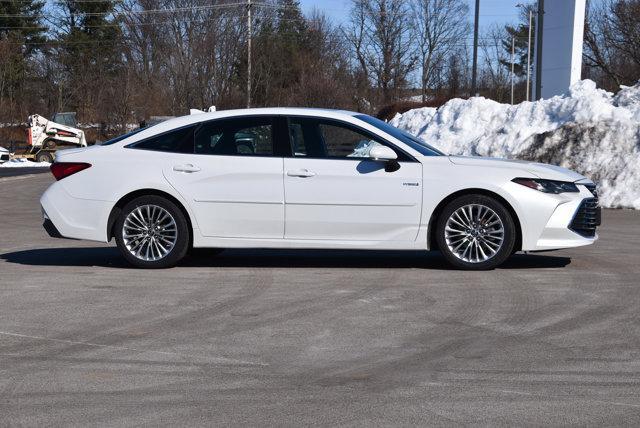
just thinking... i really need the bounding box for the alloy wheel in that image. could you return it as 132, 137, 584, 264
444, 203, 505, 263
122, 204, 178, 261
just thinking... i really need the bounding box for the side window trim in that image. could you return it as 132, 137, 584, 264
273, 116, 292, 157
284, 115, 417, 163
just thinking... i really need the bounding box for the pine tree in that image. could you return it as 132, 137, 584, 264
499, 5, 536, 77
0, 0, 46, 112
55, 0, 123, 119
244, 0, 312, 106
0, 0, 46, 50
274, 0, 309, 91
276, 0, 307, 46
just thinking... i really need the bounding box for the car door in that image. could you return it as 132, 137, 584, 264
161, 116, 285, 239
283, 117, 423, 242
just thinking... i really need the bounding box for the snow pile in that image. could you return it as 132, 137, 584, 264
391, 80, 640, 209
0, 158, 51, 168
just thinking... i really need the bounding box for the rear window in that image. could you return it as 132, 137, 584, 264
127, 126, 195, 153
101, 128, 147, 146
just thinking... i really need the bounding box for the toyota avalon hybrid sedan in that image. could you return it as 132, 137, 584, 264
40, 108, 600, 269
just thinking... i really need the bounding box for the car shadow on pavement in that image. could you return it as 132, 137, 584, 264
1, 247, 571, 270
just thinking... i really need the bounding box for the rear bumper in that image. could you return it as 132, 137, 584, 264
42, 217, 65, 239
40, 182, 111, 242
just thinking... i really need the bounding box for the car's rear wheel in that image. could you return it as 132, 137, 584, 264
436, 195, 516, 270
114, 195, 190, 268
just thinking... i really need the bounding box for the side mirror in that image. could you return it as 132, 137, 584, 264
368, 144, 398, 161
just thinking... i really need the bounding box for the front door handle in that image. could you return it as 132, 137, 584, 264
286, 169, 316, 178
173, 164, 201, 173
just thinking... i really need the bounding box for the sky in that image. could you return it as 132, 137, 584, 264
299, 0, 524, 33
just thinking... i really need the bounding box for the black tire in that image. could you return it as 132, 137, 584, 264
35, 151, 54, 163
114, 195, 190, 268
435, 194, 516, 270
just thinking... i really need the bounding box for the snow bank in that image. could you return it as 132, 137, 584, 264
391, 80, 640, 209
0, 158, 51, 168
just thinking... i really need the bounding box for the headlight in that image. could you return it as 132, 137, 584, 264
512, 177, 579, 194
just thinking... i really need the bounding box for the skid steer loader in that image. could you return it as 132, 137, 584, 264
26, 112, 87, 163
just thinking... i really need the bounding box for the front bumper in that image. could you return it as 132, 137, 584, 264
569, 197, 601, 237
527, 184, 600, 251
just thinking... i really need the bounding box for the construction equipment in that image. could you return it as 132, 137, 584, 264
26, 112, 87, 163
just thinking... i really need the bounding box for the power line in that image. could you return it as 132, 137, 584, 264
1, 11, 249, 30
0, 0, 296, 18
4, 34, 515, 47
0, 1, 248, 18
0, 14, 332, 30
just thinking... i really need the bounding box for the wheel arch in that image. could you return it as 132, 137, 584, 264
106, 189, 194, 248
427, 188, 522, 252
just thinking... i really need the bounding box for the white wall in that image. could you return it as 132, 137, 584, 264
538, 0, 586, 99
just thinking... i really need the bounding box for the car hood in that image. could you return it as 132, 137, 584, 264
447, 155, 588, 182
0, 146, 8, 153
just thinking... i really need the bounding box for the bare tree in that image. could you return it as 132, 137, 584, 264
288, 10, 355, 108
411, 0, 468, 102
481, 24, 510, 102
583, 0, 640, 91
120, 0, 246, 118
346, 0, 417, 106
345, 0, 369, 84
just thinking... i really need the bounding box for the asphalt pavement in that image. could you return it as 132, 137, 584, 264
0, 166, 49, 178
1, 175, 640, 426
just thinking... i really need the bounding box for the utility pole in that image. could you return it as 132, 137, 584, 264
247, 0, 252, 108
517, 3, 533, 101
534, 0, 544, 100
526, 8, 532, 101
470, 0, 480, 97
510, 36, 515, 105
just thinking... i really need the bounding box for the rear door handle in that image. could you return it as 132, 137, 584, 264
173, 164, 201, 173
286, 169, 316, 178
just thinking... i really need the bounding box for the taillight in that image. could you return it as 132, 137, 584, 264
50, 162, 91, 181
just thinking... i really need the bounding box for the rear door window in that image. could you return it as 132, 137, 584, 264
195, 117, 274, 156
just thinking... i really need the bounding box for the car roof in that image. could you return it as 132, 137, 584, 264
128, 107, 361, 142
104, 107, 428, 159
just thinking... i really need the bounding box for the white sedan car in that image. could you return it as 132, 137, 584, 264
40, 108, 600, 269
0, 146, 9, 163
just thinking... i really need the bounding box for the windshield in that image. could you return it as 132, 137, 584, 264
101, 127, 147, 146
355, 114, 443, 156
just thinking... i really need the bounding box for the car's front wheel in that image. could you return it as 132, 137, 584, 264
114, 195, 190, 268
436, 195, 516, 270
